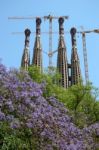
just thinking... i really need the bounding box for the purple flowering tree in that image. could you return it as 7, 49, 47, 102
0, 63, 99, 149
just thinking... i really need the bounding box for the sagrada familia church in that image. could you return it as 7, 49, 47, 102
21, 17, 81, 88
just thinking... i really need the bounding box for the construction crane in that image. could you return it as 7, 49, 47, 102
77, 29, 99, 84
11, 30, 59, 63
8, 15, 99, 83
8, 16, 44, 20
9, 15, 68, 67
44, 15, 69, 67
11, 31, 59, 66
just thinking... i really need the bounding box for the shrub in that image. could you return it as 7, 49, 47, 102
0, 63, 99, 149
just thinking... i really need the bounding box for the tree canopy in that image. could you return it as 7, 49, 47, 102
0, 63, 99, 149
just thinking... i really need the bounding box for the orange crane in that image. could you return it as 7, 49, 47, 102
77, 29, 99, 84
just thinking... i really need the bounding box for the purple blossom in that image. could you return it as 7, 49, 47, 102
6, 115, 14, 121
0, 111, 5, 121
26, 122, 33, 128
10, 120, 20, 129
0, 62, 99, 149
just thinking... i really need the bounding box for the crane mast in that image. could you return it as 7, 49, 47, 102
49, 16, 53, 67
8, 15, 68, 68
44, 15, 68, 68
78, 28, 99, 84
8, 15, 99, 85
82, 32, 89, 84
44, 15, 55, 68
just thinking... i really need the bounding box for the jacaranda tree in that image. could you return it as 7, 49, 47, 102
0, 63, 99, 149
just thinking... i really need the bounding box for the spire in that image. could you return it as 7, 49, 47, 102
21, 28, 31, 70
70, 27, 81, 85
32, 17, 42, 72
57, 17, 68, 88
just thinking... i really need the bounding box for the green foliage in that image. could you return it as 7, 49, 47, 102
0, 122, 40, 150
1, 135, 27, 150
0, 63, 99, 149
28, 65, 43, 83
94, 101, 99, 121
28, 65, 62, 98
28, 66, 99, 128
63, 83, 99, 128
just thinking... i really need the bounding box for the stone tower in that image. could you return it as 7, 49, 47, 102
32, 17, 42, 73
21, 28, 31, 70
57, 17, 68, 88
70, 27, 81, 85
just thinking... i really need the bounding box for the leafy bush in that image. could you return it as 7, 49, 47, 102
28, 65, 99, 128
0, 63, 99, 149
